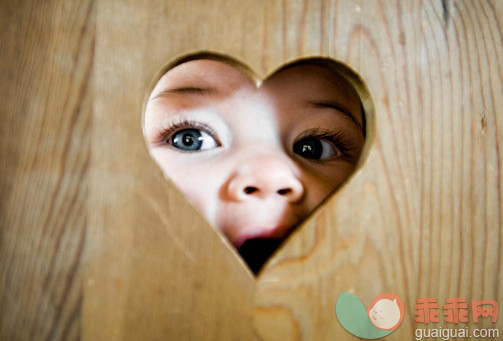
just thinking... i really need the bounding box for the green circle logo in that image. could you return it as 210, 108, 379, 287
336, 292, 405, 339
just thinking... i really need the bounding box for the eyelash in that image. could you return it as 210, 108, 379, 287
157, 119, 220, 146
297, 128, 357, 163
158, 121, 357, 162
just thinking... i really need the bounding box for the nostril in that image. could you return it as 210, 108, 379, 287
244, 186, 258, 194
277, 188, 292, 195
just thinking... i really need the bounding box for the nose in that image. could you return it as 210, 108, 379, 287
227, 154, 304, 202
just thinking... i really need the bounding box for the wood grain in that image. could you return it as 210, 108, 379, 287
1, 0, 502, 340
254, 1, 503, 340
0, 1, 94, 340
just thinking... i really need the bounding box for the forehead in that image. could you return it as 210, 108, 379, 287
148, 59, 363, 126
265, 64, 359, 101
150, 59, 255, 98
261, 64, 363, 125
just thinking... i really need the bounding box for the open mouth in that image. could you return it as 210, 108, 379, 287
237, 238, 284, 274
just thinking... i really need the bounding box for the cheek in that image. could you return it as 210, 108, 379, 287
320, 162, 357, 184
299, 163, 355, 205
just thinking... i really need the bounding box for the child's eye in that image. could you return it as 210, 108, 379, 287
170, 128, 219, 151
293, 136, 342, 160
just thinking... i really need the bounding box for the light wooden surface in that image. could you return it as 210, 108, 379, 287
0, 1, 94, 340
1, 0, 502, 340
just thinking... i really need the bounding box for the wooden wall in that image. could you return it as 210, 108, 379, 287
0, 1, 93, 339
1, 0, 502, 340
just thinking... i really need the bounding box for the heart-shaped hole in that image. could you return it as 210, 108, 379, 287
143, 52, 373, 275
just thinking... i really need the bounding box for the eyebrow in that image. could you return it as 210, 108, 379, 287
306, 100, 363, 130
150, 86, 218, 102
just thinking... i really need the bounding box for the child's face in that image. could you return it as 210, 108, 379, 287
144, 59, 364, 250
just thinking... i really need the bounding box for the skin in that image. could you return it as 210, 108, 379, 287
144, 59, 364, 249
